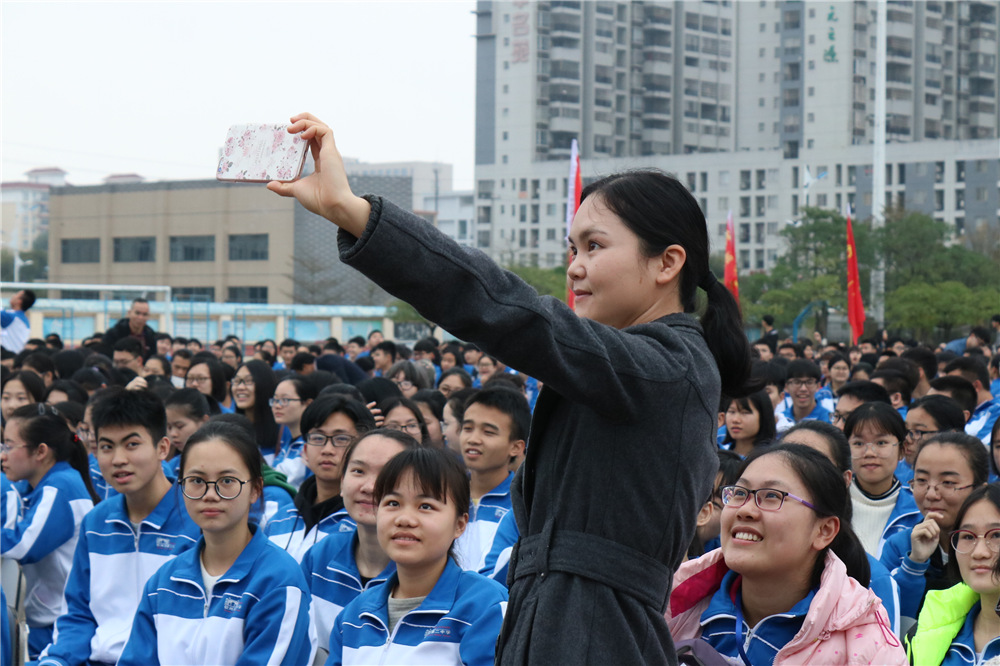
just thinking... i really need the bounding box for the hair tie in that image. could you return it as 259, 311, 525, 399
699, 272, 719, 291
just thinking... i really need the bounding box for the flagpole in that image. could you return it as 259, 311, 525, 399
565, 139, 581, 308
871, 0, 887, 331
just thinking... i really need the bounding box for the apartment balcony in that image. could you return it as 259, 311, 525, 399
643, 57, 673, 76
642, 127, 672, 143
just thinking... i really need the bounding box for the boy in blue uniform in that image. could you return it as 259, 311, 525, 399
782, 359, 832, 426
38, 388, 200, 666
452, 388, 529, 572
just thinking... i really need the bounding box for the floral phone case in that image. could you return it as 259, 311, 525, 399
216, 123, 308, 183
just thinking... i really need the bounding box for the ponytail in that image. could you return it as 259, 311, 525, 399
580, 170, 754, 397
8, 403, 100, 504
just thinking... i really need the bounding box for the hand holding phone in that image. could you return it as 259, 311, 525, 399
216, 123, 308, 183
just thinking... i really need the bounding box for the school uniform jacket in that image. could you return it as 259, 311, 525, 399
874, 487, 921, 559
327, 558, 507, 666
1, 461, 94, 628
264, 502, 355, 563
337, 195, 721, 665
453, 472, 513, 572
906, 582, 1000, 666
479, 510, 519, 585
300, 527, 394, 660
37, 487, 200, 666
117, 526, 315, 666
880, 527, 957, 624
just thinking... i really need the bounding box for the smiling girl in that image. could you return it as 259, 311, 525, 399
271, 376, 317, 488
118, 421, 314, 665
907, 484, 1000, 665
328, 446, 507, 666
301, 429, 419, 664
232, 361, 280, 464
667, 444, 904, 665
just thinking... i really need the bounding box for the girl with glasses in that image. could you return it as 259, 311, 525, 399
185, 358, 234, 414
265, 395, 375, 561
906, 483, 1000, 665
880, 432, 988, 631
270, 376, 317, 489
118, 421, 314, 665
667, 444, 904, 665
900, 394, 966, 485
232, 361, 280, 465
379, 397, 430, 446
844, 402, 921, 558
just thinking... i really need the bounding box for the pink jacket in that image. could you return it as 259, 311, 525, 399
666, 549, 906, 665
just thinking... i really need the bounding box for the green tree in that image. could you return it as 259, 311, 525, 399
506, 264, 568, 301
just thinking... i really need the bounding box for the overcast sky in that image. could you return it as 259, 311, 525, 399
2, 1, 478, 189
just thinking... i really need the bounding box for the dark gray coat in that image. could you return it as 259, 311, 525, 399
338, 196, 721, 665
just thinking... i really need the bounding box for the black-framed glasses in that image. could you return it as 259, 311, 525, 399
905, 429, 939, 441
720, 485, 817, 512
384, 422, 422, 435
848, 439, 899, 458
305, 432, 354, 448
787, 379, 818, 389
908, 479, 975, 496
179, 476, 248, 500
392, 379, 414, 390
950, 528, 1000, 554
185, 375, 211, 385
269, 397, 302, 408
231, 377, 255, 388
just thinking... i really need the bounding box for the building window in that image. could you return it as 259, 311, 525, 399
169, 235, 215, 262
113, 237, 156, 263
61, 238, 100, 264
227, 287, 268, 304
173, 287, 216, 302
228, 234, 268, 261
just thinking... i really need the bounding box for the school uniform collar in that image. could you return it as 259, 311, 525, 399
104, 485, 185, 530
480, 472, 514, 500
323, 527, 395, 586
357, 557, 464, 625
25, 459, 73, 493
170, 523, 268, 588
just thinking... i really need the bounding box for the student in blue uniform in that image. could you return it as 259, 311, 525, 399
38, 388, 201, 666
328, 446, 507, 666
118, 421, 314, 666
906, 483, 1000, 665
271, 375, 316, 489
301, 429, 419, 664
163, 388, 212, 478
452, 387, 528, 571
1, 404, 98, 659
266, 395, 376, 560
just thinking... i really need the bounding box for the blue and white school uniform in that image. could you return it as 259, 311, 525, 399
38, 487, 200, 666
328, 559, 507, 666
454, 472, 513, 572
781, 400, 833, 426
273, 429, 309, 489
479, 509, 519, 586
816, 386, 836, 413
0, 308, 30, 354
0, 461, 94, 655
2, 472, 20, 530
87, 453, 118, 501
880, 527, 947, 624
117, 525, 315, 666
258, 485, 296, 529
939, 602, 1000, 666
265, 504, 355, 563
966, 397, 1000, 446
300, 527, 395, 660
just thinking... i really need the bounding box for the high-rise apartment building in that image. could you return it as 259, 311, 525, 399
473, 0, 998, 269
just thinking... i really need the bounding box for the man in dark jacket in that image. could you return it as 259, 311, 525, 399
103, 298, 156, 360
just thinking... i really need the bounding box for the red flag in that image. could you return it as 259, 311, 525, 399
723, 210, 740, 305
845, 209, 866, 344
565, 139, 582, 308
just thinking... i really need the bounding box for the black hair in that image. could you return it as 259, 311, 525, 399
413, 337, 441, 364
991, 418, 1000, 478
373, 446, 470, 560
946, 484, 1000, 582
786, 359, 822, 381
849, 361, 875, 381
2, 370, 46, 404
824, 351, 851, 371
18, 289, 37, 311
753, 359, 787, 393
8, 403, 99, 503
944, 356, 990, 389
372, 341, 398, 362
113, 337, 143, 358
348, 336, 366, 347
928, 375, 978, 415
51, 399, 84, 431
385, 360, 432, 391
721, 390, 777, 448
412, 389, 446, 422
155, 332, 172, 342
354, 355, 375, 374
778, 342, 801, 358
445, 388, 479, 427
23, 352, 55, 379
870, 370, 912, 406
340, 427, 421, 480
438, 367, 473, 390
915, 432, 990, 488
300, 394, 376, 437
379, 397, 431, 445
234, 360, 280, 457
739, 444, 870, 587
835, 380, 891, 405
969, 326, 991, 346
464, 387, 531, 443
440, 344, 462, 367
782, 420, 852, 475
319, 382, 366, 402
716, 449, 744, 490
280, 338, 299, 349
221, 344, 242, 363
144, 354, 172, 378
901, 347, 938, 382
579, 170, 753, 396
91, 386, 167, 443
165, 388, 214, 423
44, 379, 89, 406
52, 349, 84, 380
289, 352, 315, 373
171, 348, 193, 363
907, 395, 967, 433
878, 358, 920, 392
843, 402, 906, 447
277, 374, 318, 403
187, 358, 229, 405
180, 421, 264, 519
357, 377, 403, 405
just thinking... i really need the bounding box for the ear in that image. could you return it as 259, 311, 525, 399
33, 441, 51, 462
812, 515, 840, 551
507, 438, 526, 460
842, 470, 853, 487
889, 392, 902, 407
156, 436, 171, 461
653, 244, 687, 286
696, 501, 714, 528
453, 511, 469, 540
963, 410, 971, 423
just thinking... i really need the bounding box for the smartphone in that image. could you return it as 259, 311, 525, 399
216, 123, 308, 183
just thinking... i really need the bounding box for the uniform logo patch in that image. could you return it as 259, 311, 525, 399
155, 537, 174, 551
224, 597, 243, 613
425, 627, 452, 639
